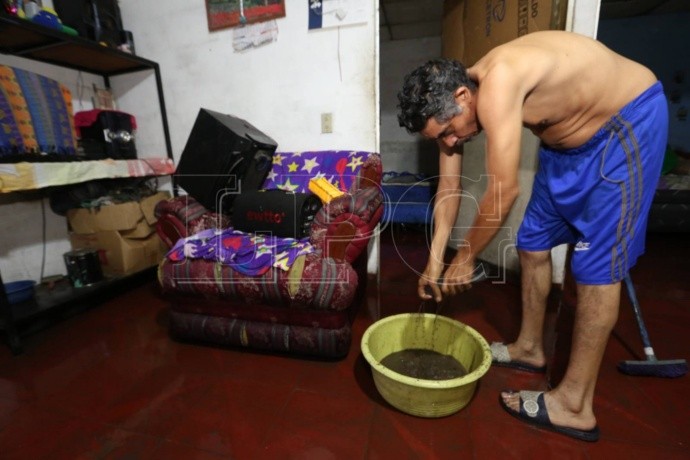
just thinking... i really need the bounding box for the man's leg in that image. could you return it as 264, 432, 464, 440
501, 281, 621, 431
503, 249, 552, 368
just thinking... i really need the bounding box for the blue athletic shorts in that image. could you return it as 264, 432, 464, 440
516, 82, 668, 285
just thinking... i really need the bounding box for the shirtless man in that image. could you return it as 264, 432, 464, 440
396, 31, 667, 441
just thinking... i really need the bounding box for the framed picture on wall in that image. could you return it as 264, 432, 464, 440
206, 0, 286, 31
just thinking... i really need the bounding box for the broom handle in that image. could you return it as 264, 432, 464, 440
623, 274, 657, 361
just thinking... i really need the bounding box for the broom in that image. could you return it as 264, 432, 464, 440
617, 275, 688, 378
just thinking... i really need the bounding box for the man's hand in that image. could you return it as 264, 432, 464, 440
440, 248, 476, 297
418, 262, 444, 303
418, 247, 480, 301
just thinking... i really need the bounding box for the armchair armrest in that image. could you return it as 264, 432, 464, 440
154, 195, 230, 247
320, 221, 357, 262
310, 186, 384, 263
347, 152, 382, 193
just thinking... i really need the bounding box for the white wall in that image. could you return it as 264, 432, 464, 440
0, 0, 378, 283
118, 0, 377, 159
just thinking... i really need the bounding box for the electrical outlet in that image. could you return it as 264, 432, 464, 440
321, 113, 333, 134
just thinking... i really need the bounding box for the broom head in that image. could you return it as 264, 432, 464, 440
618, 359, 688, 378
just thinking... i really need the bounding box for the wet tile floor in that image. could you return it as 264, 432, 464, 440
1, 227, 688, 458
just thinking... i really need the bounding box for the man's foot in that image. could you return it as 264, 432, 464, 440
499, 390, 599, 442
490, 342, 546, 373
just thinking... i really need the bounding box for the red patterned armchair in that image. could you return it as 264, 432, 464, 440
155, 150, 383, 358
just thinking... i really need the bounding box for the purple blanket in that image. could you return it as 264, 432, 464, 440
166, 228, 314, 276
262, 150, 370, 193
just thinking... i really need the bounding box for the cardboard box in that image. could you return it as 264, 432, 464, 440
442, 0, 568, 66
69, 232, 100, 253
120, 219, 156, 239
67, 191, 171, 276
67, 191, 170, 234
70, 230, 168, 276
96, 231, 167, 276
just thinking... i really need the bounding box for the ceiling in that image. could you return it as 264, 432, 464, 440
379, 0, 690, 42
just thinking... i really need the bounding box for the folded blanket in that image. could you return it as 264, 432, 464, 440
166, 228, 314, 276
0, 65, 77, 156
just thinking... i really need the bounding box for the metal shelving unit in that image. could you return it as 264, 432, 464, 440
0, 13, 174, 354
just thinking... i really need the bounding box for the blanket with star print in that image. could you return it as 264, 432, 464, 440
166, 228, 314, 276
262, 150, 369, 193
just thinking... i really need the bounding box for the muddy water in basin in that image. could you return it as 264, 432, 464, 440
380, 348, 468, 380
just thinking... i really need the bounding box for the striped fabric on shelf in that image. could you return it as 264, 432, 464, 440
0, 65, 78, 157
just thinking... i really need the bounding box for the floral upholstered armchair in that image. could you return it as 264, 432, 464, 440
155, 150, 383, 358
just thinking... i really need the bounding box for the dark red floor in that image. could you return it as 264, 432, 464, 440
1, 227, 688, 459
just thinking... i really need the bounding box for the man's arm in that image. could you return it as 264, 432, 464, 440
442, 63, 524, 296
418, 143, 463, 302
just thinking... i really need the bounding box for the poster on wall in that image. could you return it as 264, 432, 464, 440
206, 0, 286, 31
308, 0, 367, 30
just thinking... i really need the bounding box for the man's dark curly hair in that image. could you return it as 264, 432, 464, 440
397, 58, 477, 133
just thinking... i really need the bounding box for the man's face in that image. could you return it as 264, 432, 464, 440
420, 87, 480, 149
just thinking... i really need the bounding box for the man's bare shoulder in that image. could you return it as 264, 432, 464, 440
467, 31, 657, 148
486, 30, 602, 56
469, 30, 651, 100
468, 36, 559, 98
470, 31, 599, 76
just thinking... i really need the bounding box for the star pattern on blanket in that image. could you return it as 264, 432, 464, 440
347, 156, 364, 172
262, 150, 370, 194
302, 157, 319, 173
272, 153, 285, 165
277, 178, 299, 192
250, 236, 275, 258
167, 228, 315, 276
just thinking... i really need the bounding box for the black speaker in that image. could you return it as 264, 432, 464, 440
232, 190, 322, 239
175, 109, 277, 215
53, 0, 123, 47
77, 110, 137, 160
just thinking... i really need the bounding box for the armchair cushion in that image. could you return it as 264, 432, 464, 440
159, 252, 357, 311
168, 311, 352, 357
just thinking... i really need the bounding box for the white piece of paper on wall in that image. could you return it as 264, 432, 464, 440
308, 0, 367, 30
233, 20, 279, 52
